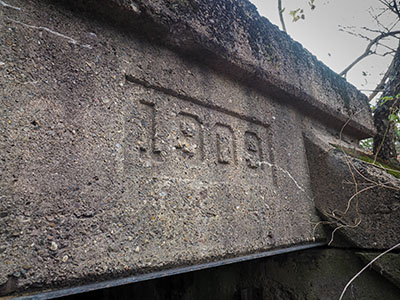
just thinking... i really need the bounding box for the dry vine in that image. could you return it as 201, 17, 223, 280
338, 241, 400, 300
329, 110, 400, 299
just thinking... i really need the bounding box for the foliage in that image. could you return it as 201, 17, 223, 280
287, 0, 316, 22
360, 94, 400, 154
359, 137, 373, 152
289, 8, 305, 22
372, 94, 400, 123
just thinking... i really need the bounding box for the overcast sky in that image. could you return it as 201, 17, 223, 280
250, 0, 399, 96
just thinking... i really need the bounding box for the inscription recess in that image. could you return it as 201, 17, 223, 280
124, 86, 275, 184
215, 124, 236, 165
175, 112, 204, 161
137, 101, 160, 158
133, 106, 270, 170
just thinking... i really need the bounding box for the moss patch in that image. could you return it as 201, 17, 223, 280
331, 144, 400, 178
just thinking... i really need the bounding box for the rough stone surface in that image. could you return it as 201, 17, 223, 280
357, 252, 400, 289
61, 249, 400, 300
63, 0, 375, 139
260, 249, 400, 300
305, 136, 400, 249
0, 0, 376, 297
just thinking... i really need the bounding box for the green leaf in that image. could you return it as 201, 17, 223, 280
289, 9, 300, 16
388, 114, 397, 122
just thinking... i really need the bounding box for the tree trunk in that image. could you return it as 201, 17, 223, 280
373, 42, 400, 162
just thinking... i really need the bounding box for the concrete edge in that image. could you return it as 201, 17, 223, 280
5, 242, 326, 300
56, 0, 375, 138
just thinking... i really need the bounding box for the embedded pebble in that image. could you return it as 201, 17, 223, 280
49, 242, 58, 251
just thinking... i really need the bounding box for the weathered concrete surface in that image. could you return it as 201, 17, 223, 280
61, 0, 376, 140
357, 252, 400, 289
304, 135, 400, 249
0, 0, 376, 297
260, 249, 400, 300
61, 249, 400, 300
79, 0, 375, 139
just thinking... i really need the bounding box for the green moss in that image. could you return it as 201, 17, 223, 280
331, 144, 400, 178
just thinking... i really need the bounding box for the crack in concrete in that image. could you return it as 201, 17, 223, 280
0, 0, 21, 10
6, 18, 92, 49
258, 160, 308, 195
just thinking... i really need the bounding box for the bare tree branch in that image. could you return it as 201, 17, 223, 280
380, 0, 400, 18
375, 42, 397, 53
339, 26, 399, 52
278, 0, 287, 33
376, 49, 396, 56
373, 5, 392, 20
379, 0, 392, 10
388, 15, 400, 31
340, 53, 371, 78
368, 56, 395, 101
361, 26, 386, 34
391, 0, 400, 18
369, 4, 396, 32
340, 30, 400, 77
338, 27, 372, 41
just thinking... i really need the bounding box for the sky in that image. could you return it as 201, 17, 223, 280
250, 0, 399, 97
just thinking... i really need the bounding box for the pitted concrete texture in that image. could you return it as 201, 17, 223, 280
0, 0, 374, 296
304, 135, 400, 249
82, 0, 375, 139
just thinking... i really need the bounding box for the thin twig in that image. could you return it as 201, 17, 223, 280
393, 0, 400, 18
278, 0, 287, 33
340, 30, 400, 77
375, 41, 397, 53
370, 3, 392, 32
388, 16, 400, 31
368, 56, 395, 101
386, 0, 400, 18
375, 49, 396, 56
372, 6, 391, 21
338, 241, 400, 300
361, 26, 386, 34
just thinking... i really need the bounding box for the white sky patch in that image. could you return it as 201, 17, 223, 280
250, 0, 399, 97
